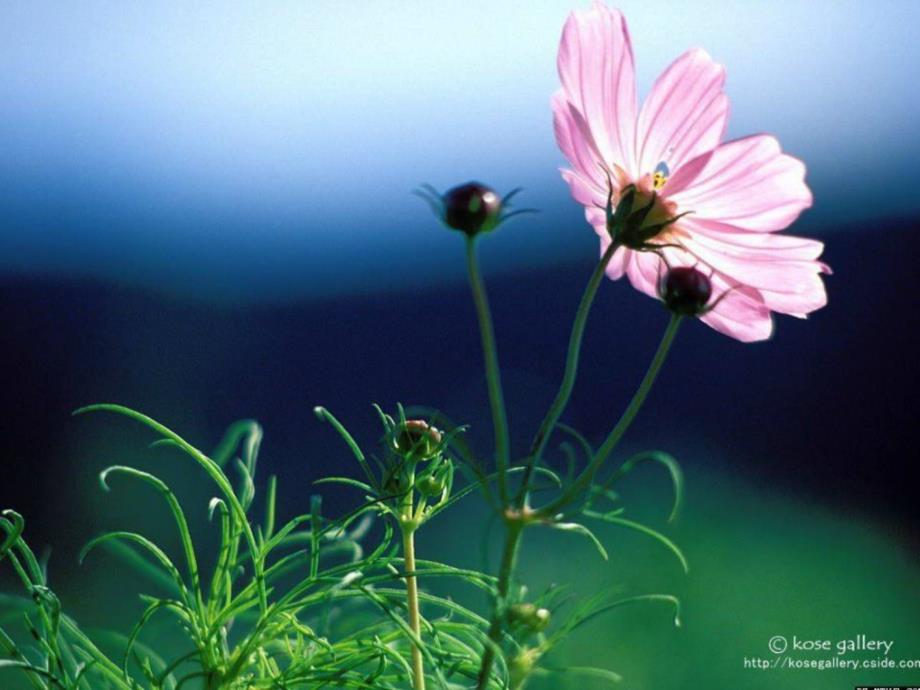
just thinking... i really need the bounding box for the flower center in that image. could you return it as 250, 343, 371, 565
652, 161, 670, 191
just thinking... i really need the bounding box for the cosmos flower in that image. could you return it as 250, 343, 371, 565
553, 1, 830, 341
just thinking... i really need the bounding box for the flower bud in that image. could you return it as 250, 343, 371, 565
662, 266, 712, 316
443, 182, 502, 236
508, 648, 540, 690
605, 181, 688, 250
393, 419, 442, 462
507, 603, 551, 633
415, 473, 447, 497
531, 607, 550, 632
415, 456, 451, 496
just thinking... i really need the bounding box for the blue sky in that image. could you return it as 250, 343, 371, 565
1, 1, 917, 301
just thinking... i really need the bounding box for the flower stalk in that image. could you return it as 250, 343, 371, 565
476, 311, 681, 689
541, 312, 682, 516
476, 518, 523, 690
465, 235, 511, 505
400, 482, 426, 690
515, 240, 620, 507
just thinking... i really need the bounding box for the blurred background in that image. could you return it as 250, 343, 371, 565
2, 1, 918, 688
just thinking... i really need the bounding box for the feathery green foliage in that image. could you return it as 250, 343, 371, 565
3, 189, 688, 690
2, 387, 684, 690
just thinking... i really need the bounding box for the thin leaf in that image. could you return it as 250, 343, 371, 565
535, 665, 622, 684
314, 406, 377, 488
602, 450, 683, 522
570, 594, 682, 632
99, 466, 202, 603
546, 521, 608, 561
585, 513, 688, 573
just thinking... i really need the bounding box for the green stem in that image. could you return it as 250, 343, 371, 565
401, 491, 426, 690
476, 521, 523, 690
465, 236, 511, 504
515, 241, 619, 507
541, 313, 682, 516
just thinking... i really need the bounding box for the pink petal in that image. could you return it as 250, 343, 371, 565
679, 220, 829, 317
557, 2, 638, 174
669, 134, 813, 232
585, 205, 607, 232
624, 249, 666, 300
699, 278, 774, 342
553, 91, 608, 189
561, 167, 611, 242
637, 48, 729, 177
626, 247, 774, 342
758, 284, 827, 318
599, 233, 629, 280
684, 218, 828, 261
560, 167, 604, 210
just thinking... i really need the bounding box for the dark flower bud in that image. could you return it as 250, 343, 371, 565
443, 182, 502, 236
393, 419, 443, 462
662, 266, 712, 316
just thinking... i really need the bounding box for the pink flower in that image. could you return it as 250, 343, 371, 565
553, 2, 830, 341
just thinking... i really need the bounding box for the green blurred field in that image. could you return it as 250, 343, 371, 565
429, 462, 920, 689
